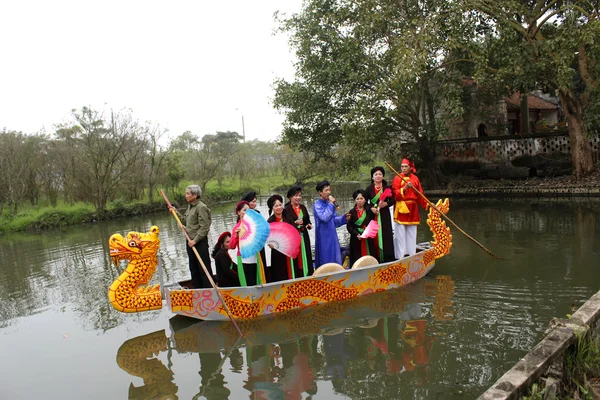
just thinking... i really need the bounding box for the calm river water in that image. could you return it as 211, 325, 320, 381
1, 196, 599, 399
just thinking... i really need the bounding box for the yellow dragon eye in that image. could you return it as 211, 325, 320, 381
129, 240, 138, 247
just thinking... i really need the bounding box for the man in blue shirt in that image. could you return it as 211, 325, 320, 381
313, 180, 350, 268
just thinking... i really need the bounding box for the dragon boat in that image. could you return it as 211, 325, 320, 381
116, 276, 455, 399
107, 198, 452, 321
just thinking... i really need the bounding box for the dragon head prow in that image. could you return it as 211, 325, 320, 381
109, 226, 161, 266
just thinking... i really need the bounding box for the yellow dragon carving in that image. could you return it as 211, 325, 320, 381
427, 198, 453, 259
108, 225, 163, 312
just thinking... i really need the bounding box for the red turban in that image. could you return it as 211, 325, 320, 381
401, 158, 416, 173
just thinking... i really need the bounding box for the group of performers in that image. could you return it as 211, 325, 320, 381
210, 158, 429, 288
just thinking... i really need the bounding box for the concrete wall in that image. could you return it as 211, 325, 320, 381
435, 132, 600, 178
478, 289, 600, 399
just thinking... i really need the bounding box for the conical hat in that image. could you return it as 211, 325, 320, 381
313, 263, 345, 275
351, 255, 379, 269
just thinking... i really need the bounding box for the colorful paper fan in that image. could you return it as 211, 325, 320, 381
266, 222, 301, 258
360, 220, 380, 239
238, 210, 270, 258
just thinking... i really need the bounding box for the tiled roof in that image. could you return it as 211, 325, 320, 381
505, 92, 558, 110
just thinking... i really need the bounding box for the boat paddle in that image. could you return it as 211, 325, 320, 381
385, 162, 499, 260
160, 189, 246, 339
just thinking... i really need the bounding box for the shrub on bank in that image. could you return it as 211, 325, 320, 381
0, 204, 95, 232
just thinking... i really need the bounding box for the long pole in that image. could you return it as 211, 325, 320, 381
385, 162, 499, 260
160, 190, 245, 338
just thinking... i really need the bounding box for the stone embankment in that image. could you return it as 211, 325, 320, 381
478, 290, 600, 399
428, 171, 600, 197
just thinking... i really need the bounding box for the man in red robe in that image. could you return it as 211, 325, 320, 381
391, 158, 428, 258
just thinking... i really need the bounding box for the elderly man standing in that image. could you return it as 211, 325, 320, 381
169, 184, 212, 288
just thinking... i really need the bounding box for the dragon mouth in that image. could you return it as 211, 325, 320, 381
110, 250, 120, 266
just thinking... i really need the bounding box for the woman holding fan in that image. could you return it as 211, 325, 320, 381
365, 166, 395, 263
283, 185, 313, 278
229, 201, 258, 286
266, 194, 293, 282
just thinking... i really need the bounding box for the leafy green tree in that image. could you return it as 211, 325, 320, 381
172, 130, 242, 192
464, 0, 600, 177
274, 0, 472, 183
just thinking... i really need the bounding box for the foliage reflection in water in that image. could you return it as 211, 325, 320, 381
115, 276, 455, 399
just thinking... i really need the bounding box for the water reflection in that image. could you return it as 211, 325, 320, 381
115, 276, 454, 399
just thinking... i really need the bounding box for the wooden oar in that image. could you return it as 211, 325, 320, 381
160, 190, 245, 338
385, 162, 499, 260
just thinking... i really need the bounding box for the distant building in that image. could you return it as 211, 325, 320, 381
451, 79, 561, 138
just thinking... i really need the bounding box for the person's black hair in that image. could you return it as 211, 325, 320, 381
287, 185, 302, 199
241, 191, 257, 203
370, 166, 388, 186
352, 189, 367, 200
315, 180, 330, 192
267, 194, 283, 216
211, 232, 231, 258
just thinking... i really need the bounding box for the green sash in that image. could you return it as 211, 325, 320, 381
354, 208, 367, 227
236, 250, 247, 286
354, 209, 370, 255
371, 189, 384, 256
290, 207, 309, 277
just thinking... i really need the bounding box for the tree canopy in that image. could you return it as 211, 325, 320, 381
464, 0, 600, 177
274, 0, 474, 169
275, 0, 600, 177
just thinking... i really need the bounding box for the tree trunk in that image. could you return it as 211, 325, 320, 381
559, 92, 595, 178
417, 137, 446, 189
148, 182, 155, 203
96, 194, 107, 220
520, 94, 530, 135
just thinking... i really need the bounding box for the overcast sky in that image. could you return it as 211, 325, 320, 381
0, 0, 303, 142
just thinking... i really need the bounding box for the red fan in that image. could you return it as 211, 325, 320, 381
266, 222, 301, 258
360, 220, 380, 239
380, 188, 392, 201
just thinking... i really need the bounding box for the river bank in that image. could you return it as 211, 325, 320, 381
3, 172, 600, 233
0, 187, 251, 233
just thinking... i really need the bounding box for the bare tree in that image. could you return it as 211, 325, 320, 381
54, 107, 148, 219
144, 124, 170, 203
0, 130, 37, 213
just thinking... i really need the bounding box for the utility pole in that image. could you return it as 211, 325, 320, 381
241, 114, 245, 143
235, 108, 246, 143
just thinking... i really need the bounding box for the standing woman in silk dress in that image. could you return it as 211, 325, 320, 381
266, 194, 292, 282
282, 185, 313, 278
365, 166, 396, 262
